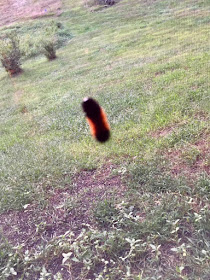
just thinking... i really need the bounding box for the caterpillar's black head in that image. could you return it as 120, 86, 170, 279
82, 97, 101, 119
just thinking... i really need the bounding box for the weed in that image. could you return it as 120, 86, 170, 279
93, 200, 119, 227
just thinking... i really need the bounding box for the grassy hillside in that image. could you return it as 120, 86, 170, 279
0, 0, 209, 279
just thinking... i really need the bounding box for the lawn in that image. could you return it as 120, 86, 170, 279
0, 0, 209, 279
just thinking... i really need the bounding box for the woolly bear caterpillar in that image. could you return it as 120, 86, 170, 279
82, 97, 110, 143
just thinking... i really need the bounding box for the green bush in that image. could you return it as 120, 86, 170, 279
0, 32, 22, 76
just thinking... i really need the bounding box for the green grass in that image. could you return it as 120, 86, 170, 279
0, 0, 209, 279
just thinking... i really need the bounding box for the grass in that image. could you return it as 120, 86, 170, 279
0, 0, 209, 279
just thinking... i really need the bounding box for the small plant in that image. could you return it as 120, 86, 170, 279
0, 32, 22, 76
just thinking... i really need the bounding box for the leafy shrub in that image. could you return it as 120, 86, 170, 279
85, 0, 116, 8
20, 24, 72, 59
0, 32, 22, 76
42, 41, 57, 60
40, 24, 58, 61
96, 0, 115, 5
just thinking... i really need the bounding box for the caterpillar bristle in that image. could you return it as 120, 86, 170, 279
82, 97, 110, 143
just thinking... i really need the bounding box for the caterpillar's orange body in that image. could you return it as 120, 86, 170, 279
82, 98, 110, 143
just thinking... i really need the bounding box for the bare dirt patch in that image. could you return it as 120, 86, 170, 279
150, 121, 188, 139
0, 164, 126, 251
0, 0, 62, 27
167, 134, 210, 177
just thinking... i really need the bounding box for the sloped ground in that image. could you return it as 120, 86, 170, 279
0, 0, 61, 27
0, 0, 209, 278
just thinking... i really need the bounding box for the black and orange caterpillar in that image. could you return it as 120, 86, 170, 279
82, 97, 110, 143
